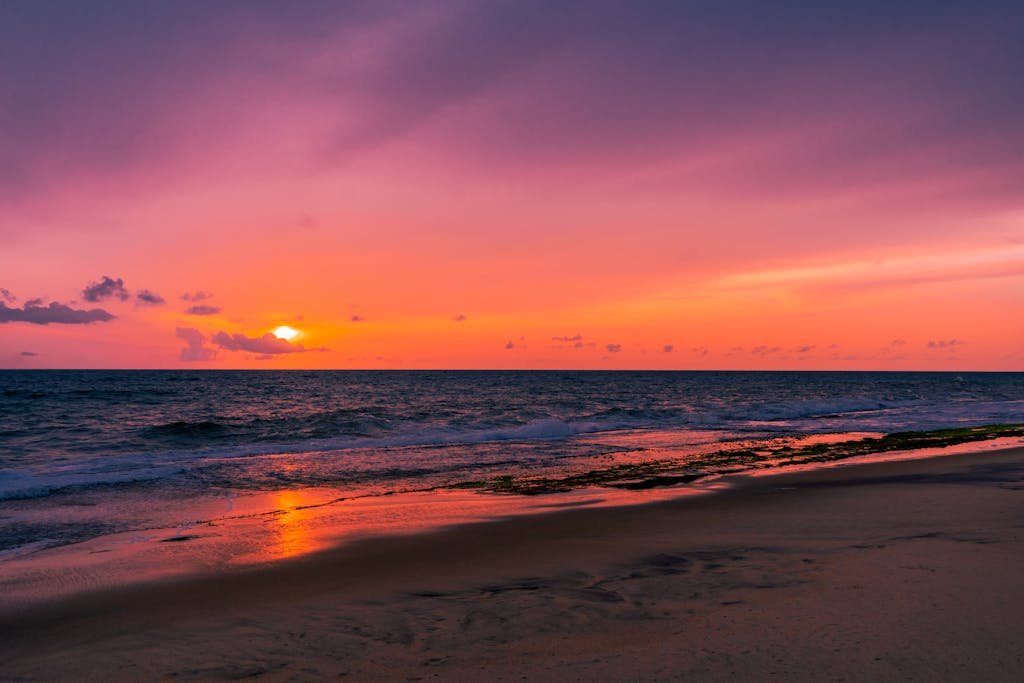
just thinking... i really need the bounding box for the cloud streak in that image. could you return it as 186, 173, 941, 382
185, 305, 221, 316
927, 339, 964, 350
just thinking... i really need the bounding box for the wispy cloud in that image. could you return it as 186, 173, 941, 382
714, 246, 1024, 300
751, 345, 781, 356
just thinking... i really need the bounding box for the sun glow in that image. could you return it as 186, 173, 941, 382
272, 325, 300, 341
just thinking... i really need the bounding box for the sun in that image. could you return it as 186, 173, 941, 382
272, 325, 300, 341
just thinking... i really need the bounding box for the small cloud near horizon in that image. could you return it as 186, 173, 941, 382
927, 339, 964, 349
136, 289, 165, 305
82, 276, 129, 302
505, 340, 515, 349
751, 345, 781, 356
552, 333, 593, 349
663, 344, 674, 353
606, 343, 622, 353
452, 313, 468, 322
176, 327, 216, 362
350, 315, 364, 322
19, 351, 39, 357
185, 304, 221, 316
212, 331, 314, 355
181, 291, 213, 302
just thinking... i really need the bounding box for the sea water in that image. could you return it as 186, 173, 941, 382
1, 370, 1022, 560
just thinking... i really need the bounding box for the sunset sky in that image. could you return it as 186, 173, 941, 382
1, 1, 1021, 370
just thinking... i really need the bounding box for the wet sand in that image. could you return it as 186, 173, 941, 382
2, 446, 1022, 681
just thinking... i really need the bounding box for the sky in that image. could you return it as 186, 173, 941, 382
1, 0, 1021, 370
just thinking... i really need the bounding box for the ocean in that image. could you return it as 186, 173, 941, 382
1, 370, 1022, 562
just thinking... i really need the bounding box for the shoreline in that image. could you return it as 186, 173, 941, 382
2, 433, 1020, 613
2, 444, 1023, 680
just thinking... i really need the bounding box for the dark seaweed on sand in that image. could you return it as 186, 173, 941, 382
445, 424, 1024, 496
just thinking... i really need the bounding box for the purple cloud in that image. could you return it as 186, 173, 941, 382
82, 276, 129, 302
181, 291, 213, 302
350, 315, 364, 322
452, 313, 468, 322
136, 289, 165, 305
504, 340, 515, 349
19, 351, 38, 357
185, 305, 221, 316
176, 327, 216, 362
606, 343, 622, 353
212, 331, 307, 355
0, 300, 114, 325
662, 344, 674, 353
0, 288, 15, 303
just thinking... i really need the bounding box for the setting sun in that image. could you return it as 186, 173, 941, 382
272, 326, 299, 341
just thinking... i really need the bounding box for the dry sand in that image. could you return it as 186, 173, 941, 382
2, 447, 1022, 681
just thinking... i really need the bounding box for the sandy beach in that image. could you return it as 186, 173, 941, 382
2, 446, 1022, 681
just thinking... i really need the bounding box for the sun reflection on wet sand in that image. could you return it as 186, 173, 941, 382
270, 490, 317, 560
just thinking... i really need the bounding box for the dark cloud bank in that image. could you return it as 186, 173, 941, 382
0, 300, 114, 325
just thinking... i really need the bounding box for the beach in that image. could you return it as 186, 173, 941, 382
2, 445, 1021, 681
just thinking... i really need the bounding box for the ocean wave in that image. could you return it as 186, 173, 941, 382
142, 420, 229, 436
0, 465, 181, 502
3, 372, 1023, 504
